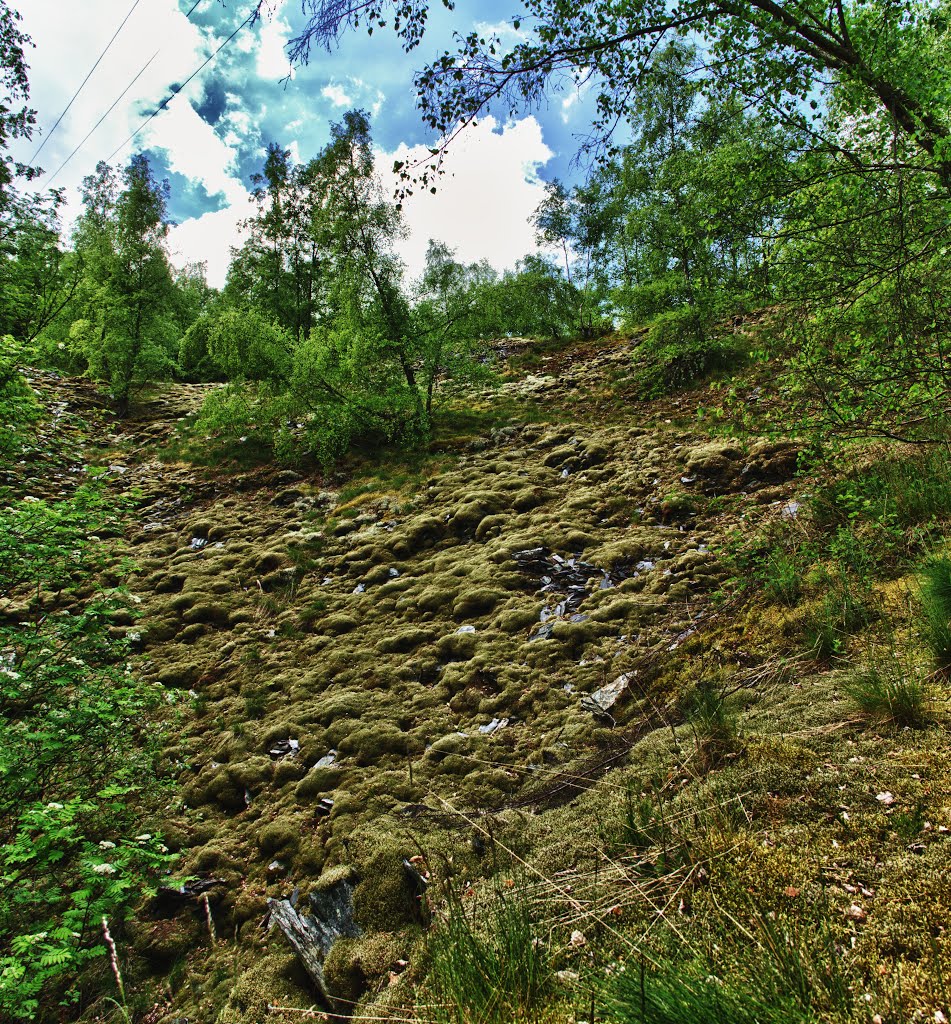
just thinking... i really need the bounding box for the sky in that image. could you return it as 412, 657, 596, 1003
10, 0, 600, 287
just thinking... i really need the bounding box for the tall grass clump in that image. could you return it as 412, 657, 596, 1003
919, 553, 951, 672
846, 665, 929, 727
606, 959, 808, 1024
426, 881, 551, 1024
685, 680, 740, 771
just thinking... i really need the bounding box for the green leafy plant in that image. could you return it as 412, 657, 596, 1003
0, 486, 174, 1019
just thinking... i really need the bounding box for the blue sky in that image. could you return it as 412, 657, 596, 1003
12, 0, 601, 285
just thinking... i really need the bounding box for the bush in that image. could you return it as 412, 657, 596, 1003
634, 306, 743, 398
0, 487, 174, 1018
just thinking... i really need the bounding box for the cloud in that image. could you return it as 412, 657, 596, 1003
167, 195, 256, 286
322, 83, 353, 107
381, 116, 554, 280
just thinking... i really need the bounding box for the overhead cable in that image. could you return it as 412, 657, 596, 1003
30, 0, 144, 164
107, 9, 255, 163
45, 50, 161, 186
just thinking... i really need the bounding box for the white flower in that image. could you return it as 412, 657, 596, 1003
46, 802, 64, 810
0, 667, 20, 680
57, 342, 66, 350
129, 595, 142, 605
135, 834, 152, 842
98, 841, 116, 850
92, 863, 117, 875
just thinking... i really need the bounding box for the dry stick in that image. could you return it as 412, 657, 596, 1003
102, 916, 126, 1006
266, 1005, 439, 1023
203, 892, 217, 943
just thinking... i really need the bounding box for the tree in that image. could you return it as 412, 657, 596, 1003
71, 156, 177, 414
0, 189, 82, 343
283, 0, 951, 192
0, 0, 38, 217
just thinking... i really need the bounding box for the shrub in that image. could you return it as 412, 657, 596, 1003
0, 487, 174, 1018
634, 306, 743, 398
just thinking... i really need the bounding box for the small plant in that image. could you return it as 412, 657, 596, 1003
919, 554, 951, 672
846, 665, 929, 727
608, 783, 692, 875
684, 680, 740, 771
763, 549, 803, 606
426, 879, 551, 1024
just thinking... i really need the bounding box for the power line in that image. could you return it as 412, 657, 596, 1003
185, 1, 203, 16
107, 9, 255, 163
45, 50, 161, 187
30, 0, 144, 164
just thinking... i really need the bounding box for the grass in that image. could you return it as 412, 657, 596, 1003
919, 553, 951, 672
846, 664, 929, 727
684, 680, 741, 771
426, 879, 552, 1024
804, 570, 875, 661
763, 549, 803, 606
607, 959, 809, 1024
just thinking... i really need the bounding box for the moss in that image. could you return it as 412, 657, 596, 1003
435, 631, 478, 662
338, 723, 412, 765
255, 550, 288, 573
257, 819, 300, 855
452, 588, 502, 620
182, 602, 232, 626
512, 486, 551, 512
352, 848, 423, 931
376, 627, 436, 654
323, 613, 359, 635
494, 607, 538, 633
295, 765, 345, 801
156, 661, 203, 688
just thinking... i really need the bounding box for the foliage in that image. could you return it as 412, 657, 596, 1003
206, 306, 293, 383
0, 334, 38, 460
0, 0, 38, 213
70, 156, 178, 413
0, 189, 81, 344
0, 487, 173, 1019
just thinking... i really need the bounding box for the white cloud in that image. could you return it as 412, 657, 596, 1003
255, 6, 295, 81
322, 83, 353, 108
381, 116, 554, 280
168, 196, 256, 287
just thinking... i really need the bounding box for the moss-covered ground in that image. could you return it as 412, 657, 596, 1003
16, 333, 951, 1024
